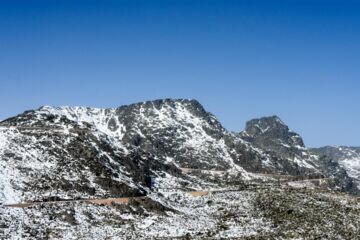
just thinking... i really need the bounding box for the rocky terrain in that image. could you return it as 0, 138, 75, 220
0, 98, 359, 239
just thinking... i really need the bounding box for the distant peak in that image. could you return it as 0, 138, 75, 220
244, 115, 288, 135
115, 98, 210, 118
242, 115, 305, 148
248, 115, 285, 126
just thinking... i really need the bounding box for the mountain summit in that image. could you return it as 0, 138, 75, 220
243, 115, 305, 148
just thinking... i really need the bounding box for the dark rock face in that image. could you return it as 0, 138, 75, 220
239, 116, 359, 194
314, 155, 357, 194
311, 146, 360, 194
311, 146, 360, 160
112, 99, 231, 170
239, 116, 317, 176
241, 116, 305, 158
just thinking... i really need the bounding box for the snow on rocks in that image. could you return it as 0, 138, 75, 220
1, 99, 360, 239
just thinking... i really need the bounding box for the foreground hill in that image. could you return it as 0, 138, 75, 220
0, 99, 359, 239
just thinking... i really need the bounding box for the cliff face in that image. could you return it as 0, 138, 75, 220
239, 116, 358, 194
239, 116, 318, 175
311, 146, 360, 192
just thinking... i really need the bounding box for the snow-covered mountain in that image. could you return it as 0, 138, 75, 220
0, 99, 250, 205
1, 98, 359, 239
1, 98, 358, 203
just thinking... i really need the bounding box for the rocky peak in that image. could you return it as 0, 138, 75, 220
243, 116, 304, 148
238, 116, 318, 176
31, 99, 222, 132
245, 116, 285, 134
115, 98, 221, 125
18, 99, 237, 171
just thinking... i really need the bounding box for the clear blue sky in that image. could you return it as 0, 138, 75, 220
0, 0, 359, 147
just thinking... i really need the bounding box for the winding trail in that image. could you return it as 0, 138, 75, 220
4, 192, 211, 208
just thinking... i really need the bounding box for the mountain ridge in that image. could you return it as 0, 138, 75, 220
1, 98, 358, 196
1, 98, 360, 239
